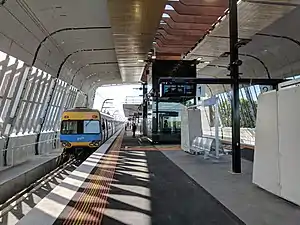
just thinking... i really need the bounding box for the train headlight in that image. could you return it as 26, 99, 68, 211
89, 141, 100, 147
61, 141, 71, 147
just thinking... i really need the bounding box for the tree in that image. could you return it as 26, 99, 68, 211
218, 100, 232, 127
218, 98, 256, 128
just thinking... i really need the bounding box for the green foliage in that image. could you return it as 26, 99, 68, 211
218, 98, 256, 128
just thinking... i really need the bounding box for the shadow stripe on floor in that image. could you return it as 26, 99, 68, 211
102, 150, 245, 225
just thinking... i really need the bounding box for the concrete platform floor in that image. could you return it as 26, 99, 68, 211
0, 152, 76, 225
163, 150, 300, 225
0, 149, 63, 204
101, 150, 244, 225
52, 133, 245, 225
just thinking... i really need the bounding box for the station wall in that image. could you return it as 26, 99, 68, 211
253, 83, 300, 206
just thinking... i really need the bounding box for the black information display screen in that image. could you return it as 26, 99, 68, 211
160, 83, 196, 97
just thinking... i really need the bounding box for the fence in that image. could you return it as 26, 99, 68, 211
0, 132, 60, 171
203, 127, 255, 146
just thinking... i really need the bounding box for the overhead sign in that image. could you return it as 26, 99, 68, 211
160, 83, 196, 97
196, 84, 206, 97
260, 85, 273, 93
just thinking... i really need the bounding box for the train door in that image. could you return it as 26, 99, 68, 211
101, 118, 106, 143
108, 120, 112, 138
105, 119, 109, 140
110, 120, 113, 136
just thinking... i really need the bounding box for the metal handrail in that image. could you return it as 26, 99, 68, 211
203, 131, 255, 146
1, 138, 60, 168
0, 138, 59, 151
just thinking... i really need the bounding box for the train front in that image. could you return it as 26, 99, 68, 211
60, 109, 102, 156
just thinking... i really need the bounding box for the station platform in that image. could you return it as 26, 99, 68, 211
16, 130, 300, 225
0, 149, 63, 204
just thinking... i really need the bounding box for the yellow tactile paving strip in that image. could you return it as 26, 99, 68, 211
62, 131, 124, 225
123, 145, 182, 151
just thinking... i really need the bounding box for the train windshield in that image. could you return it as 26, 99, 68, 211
61, 121, 78, 134
84, 120, 100, 133
61, 120, 100, 134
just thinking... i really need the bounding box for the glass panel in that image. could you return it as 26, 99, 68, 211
61, 121, 78, 134
84, 121, 100, 134
61, 120, 100, 134
7, 72, 21, 98
157, 101, 182, 142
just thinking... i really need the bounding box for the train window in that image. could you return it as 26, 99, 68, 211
84, 121, 100, 134
61, 121, 78, 134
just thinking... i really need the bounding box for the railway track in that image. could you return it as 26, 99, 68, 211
0, 154, 83, 225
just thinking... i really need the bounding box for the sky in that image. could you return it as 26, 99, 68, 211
93, 84, 143, 120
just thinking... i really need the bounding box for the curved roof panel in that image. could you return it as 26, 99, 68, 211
184, 0, 298, 95
0, 0, 123, 90
155, 0, 228, 60
107, 0, 168, 83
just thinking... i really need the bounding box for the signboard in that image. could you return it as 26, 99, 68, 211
160, 83, 196, 97
197, 84, 206, 97
260, 85, 273, 93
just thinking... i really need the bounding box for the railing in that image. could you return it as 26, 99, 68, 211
124, 96, 143, 105
123, 100, 143, 105
0, 138, 60, 171
203, 127, 255, 146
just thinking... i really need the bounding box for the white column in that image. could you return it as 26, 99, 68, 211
215, 98, 220, 158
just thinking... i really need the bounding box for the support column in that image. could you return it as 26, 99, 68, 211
155, 91, 159, 140
142, 83, 148, 136
229, 0, 241, 173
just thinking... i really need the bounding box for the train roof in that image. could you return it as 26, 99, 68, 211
63, 107, 114, 119
64, 107, 100, 113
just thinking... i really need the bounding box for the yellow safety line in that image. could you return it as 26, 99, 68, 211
97, 149, 121, 224
91, 151, 119, 225
64, 166, 102, 225
64, 147, 113, 224
74, 149, 119, 225
74, 136, 122, 224
66, 153, 112, 225
64, 130, 124, 224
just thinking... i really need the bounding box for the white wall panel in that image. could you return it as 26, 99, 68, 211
253, 90, 280, 196
181, 106, 202, 153
277, 86, 300, 205
254, 83, 300, 206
